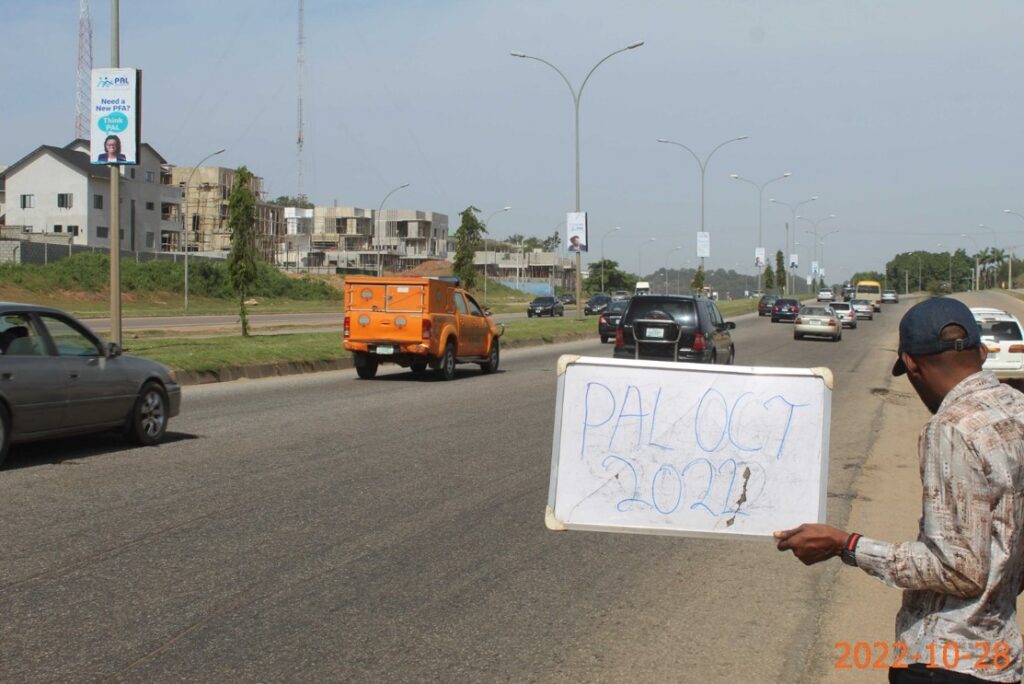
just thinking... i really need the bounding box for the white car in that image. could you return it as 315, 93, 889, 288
817, 289, 835, 302
971, 308, 1024, 382
829, 302, 858, 329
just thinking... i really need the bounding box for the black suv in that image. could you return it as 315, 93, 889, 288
613, 295, 735, 365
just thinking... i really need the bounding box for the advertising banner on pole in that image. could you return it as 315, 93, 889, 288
789, 253, 799, 269
754, 247, 766, 268
90, 68, 141, 165
811, 260, 820, 275
806, 274, 813, 286
566, 212, 588, 252
696, 231, 710, 258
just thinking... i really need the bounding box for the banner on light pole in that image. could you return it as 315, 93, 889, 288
811, 260, 819, 275
566, 212, 588, 252
789, 253, 799, 269
90, 68, 141, 165
696, 232, 710, 258
754, 247, 766, 268
806, 275, 813, 286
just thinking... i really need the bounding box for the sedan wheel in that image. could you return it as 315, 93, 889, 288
0, 404, 10, 467
130, 381, 169, 446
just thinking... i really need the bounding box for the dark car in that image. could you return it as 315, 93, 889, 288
527, 296, 564, 318
584, 294, 611, 316
613, 294, 735, 365
757, 294, 779, 317
771, 298, 801, 323
598, 299, 628, 343
0, 304, 182, 466
558, 294, 576, 306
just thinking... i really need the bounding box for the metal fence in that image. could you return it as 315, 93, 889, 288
0, 236, 224, 267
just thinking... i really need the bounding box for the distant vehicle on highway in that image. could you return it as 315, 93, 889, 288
527, 296, 564, 318
771, 298, 801, 323
613, 294, 735, 365
598, 299, 628, 343
584, 294, 611, 315
757, 294, 779, 317
829, 302, 858, 329
793, 305, 842, 342
850, 299, 875, 320
634, 281, 651, 296
817, 288, 835, 302
882, 289, 899, 304
557, 293, 575, 306
611, 290, 631, 301
971, 307, 1024, 383
841, 284, 855, 301
855, 280, 883, 311
0, 304, 181, 466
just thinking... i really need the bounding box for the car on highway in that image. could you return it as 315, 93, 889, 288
757, 294, 779, 317
0, 304, 181, 466
598, 299, 628, 343
971, 307, 1024, 383
613, 294, 735, 365
817, 288, 835, 302
557, 293, 576, 306
611, 290, 631, 301
584, 294, 611, 316
850, 299, 875, 320
527, 296, 564, 318
770, 298, 801, 323
882, 289, 899, 304
829, 302, 858, 329
793, 305, 842, 342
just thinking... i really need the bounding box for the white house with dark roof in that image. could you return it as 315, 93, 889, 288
1, 140, 181, 252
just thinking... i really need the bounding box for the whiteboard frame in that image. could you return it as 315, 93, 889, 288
545, 355, 833, 540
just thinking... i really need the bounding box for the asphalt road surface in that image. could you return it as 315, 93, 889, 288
2, 300, 912, 682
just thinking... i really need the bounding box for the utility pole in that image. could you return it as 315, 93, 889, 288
296, 0, 305, 202
75, 0, 92, 139
108, 0, 121, 346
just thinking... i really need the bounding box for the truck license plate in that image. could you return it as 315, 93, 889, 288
376, 345, 394, 355
645, 327, 664, 339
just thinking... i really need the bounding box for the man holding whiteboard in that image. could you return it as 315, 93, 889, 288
775, 298, 1024, 684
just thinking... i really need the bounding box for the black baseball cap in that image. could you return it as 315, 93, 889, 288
892, 297, 981, 376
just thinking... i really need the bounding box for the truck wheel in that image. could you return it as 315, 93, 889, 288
355, 353, 378, 379
436, 341, 456, 381
480, 338, 500, 374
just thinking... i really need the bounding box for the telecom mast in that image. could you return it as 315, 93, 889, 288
75, 0, 93, 139
296, 0, 305, 202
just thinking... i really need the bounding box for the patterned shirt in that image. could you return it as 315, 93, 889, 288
856, 371, 1024, 682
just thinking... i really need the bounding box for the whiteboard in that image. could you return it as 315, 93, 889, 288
546, 356, 832, 539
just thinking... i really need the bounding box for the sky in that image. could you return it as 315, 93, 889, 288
2, 0, 1023, 283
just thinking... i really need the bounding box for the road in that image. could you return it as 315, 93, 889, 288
2, 299, 916, 681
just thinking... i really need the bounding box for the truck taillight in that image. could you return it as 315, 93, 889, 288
422, 318, 432, 339
344, 315, 350, 338
599, 315, 607, 325
1010, 344, 1024, 354
615, 327, 624, 347
692, 332, 706, 351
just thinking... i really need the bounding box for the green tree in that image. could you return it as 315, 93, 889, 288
585, 259, 632, 292
691, 266, 706, 292
775, 250, 787, 294
453, 206, 485, 288
227, 166, 259, 336
763, 264, 775, 291
542, 230, 561, 253
271, 195, 313, 208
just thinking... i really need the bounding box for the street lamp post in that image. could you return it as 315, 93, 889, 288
961, 233, 979, 291
638, 237, 657, 283
769, 195, 817, 295
657, 135, 749, 273
375, 183, 410, 276
797, 213, 838, 282
730, 172, 792, 292
482, 206, 511, 305
512, 41, 644, 320
664, 246, 682, 293
600, 225, 621, 294
818, 229, 840, 285
1003, 209, 1024, 288
937, 243, 953, 290
182, 148, 226, 311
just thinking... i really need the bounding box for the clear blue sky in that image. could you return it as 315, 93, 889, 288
3, 1, 1023, 282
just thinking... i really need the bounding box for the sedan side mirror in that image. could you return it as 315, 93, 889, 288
107, 341, 122, 357
725, 322, 736, 330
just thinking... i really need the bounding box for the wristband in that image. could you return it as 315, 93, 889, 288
840, 533, 861, 567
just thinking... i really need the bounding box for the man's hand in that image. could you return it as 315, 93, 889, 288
774, 524, 849, 565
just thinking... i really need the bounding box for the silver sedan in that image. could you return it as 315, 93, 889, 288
0, 304, 181, 466
793, 305, 842, 341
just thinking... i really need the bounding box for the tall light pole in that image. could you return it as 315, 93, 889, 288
797, 213, 838, 279
513, 41, 645, 320
1004, 209, 1024, 288
600, 225, 621, 294
769, 195, 817, 295
657, 135, 749, 273
375, 182, 410, 276
182, 148, 226, 311
961, 233, 979, 290
482, 206, 511, 305
819, 229, 840, 285
937, 242, 953, 290
664, 246, 682, 293
730, 172, 792, 291
638, 237, 657, 282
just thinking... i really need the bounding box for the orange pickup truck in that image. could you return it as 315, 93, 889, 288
343, 275, 504, 380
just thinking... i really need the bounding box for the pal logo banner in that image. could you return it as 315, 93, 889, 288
696, 231, 710, 258
789, 253, 799, 269
91, 68, 141, 165
566, 212, 588, 253
754, 247, 766, 268
811, 260, 820, 275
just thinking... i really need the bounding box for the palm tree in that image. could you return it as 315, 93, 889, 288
988, 248, 1007, 288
